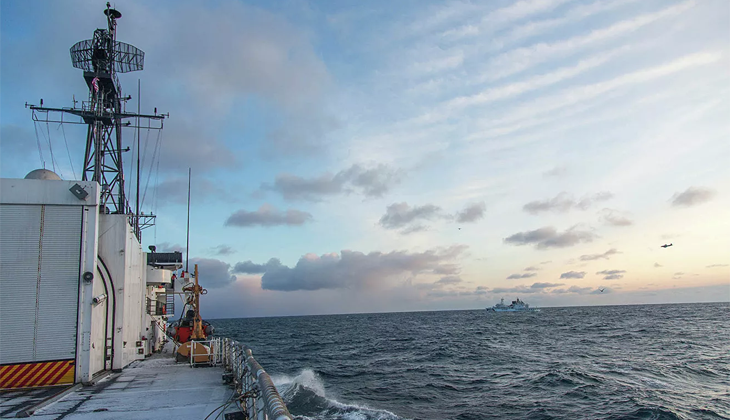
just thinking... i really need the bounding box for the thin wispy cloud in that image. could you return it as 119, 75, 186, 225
671, 187, 717, 207
532, 282, 564, 289
467, 51, 722, 141
599, 209, 633, 227
485, 1, 697, 80
225, 204, 313, 227
211, 245, 235, 256
543, 166, 567, 177
560, 271, 586, 279
597, 269, 626, 280
507, 273, 537, 280
263, 164, 402, 201
523, 192, 613, 214
504, 226, 597, 249
580, 248, 620, 261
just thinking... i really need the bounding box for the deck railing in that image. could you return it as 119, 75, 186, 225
186, 337, 293, 420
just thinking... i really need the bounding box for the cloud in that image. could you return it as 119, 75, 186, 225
706, 264, 728, 268
263, 164, 402, 201
153, 176, 229, 206
504, 226, 597, 249
154, 1, 334, 158
590, 286, 613, 295
484, 1, 696, 80
671, 187, 717, 207
549, 285, 594, 294
379, 202, 442, 230
433, 264, 460, 275
543, 166, 567, 177
436, 276, 462, 285
523, 192, 613, 214
579, 248, 620, 261
189, 257, 236, 288
507, 273, 537, 280
156, 242, 186, 253
597, 269, 626, 280
566, 285, 593, 294
225, 204, 313, 227
560, 271, 586, 279
673, 271, 685, 279
400, 224, 429, 234
157, 121, 237, 174
599, 209, 633, 226
491, 286, 541, 294
239, 245, 468, 291
524, 266, 540, 272
531, 282, 563, 289
233, 260, 268, 274
455, 202, 486, 223
212, 245, 234, 256
654, 263, 663, 268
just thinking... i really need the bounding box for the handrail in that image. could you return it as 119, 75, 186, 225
186, 337, 293, 420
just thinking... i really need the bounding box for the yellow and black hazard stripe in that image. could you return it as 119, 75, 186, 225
0, 360, 75, 389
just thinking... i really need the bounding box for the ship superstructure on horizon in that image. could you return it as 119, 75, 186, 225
488, 298, 540, 312
0, 4, 174, 389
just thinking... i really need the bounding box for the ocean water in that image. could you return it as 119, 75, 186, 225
212, 302, 730, 420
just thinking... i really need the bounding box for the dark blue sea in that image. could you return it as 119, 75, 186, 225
212, 303, 730, 420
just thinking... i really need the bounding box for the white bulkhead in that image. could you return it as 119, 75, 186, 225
0, 173, 174, 387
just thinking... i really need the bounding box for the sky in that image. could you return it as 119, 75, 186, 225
1, 0, 728, 318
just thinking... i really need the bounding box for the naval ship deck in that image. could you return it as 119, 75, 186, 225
0, 343, 241, 419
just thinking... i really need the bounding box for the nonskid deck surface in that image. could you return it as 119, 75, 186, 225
0, 386, 72, 418
27, 343, 237, 420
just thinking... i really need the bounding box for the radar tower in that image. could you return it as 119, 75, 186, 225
27, 3, 166, 240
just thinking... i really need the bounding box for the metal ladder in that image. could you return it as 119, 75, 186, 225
165, 289, 175, 316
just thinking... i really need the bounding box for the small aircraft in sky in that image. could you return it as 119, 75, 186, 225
661, 243, 673, 248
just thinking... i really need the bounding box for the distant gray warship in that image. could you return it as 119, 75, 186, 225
488, 298, 540, 312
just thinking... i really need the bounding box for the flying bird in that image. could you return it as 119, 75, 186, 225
661, 243, 673, 248
599, 288, 605, 293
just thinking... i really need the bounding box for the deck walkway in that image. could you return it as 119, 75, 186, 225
3, 343, 240, 419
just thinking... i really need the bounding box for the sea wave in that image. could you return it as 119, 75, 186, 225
273, 369, 407, 420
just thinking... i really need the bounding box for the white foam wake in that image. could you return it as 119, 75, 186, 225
271, 368, 406, 420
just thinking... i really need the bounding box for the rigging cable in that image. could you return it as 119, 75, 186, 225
126, 120, 138, 203
32, 121, 46, 168
139, 125, 152, 186
141, 128, 162, 209
58, 123, 77, 180
153, 148, 161, 244
45, 121, 61, 176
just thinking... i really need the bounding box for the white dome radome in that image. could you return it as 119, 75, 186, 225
24, 169, 62, 180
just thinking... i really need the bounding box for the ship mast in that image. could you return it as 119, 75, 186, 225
26, 2, 166, 240
190, 264, 206, 340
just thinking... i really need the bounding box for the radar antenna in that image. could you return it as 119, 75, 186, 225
26, 3, 167, 240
